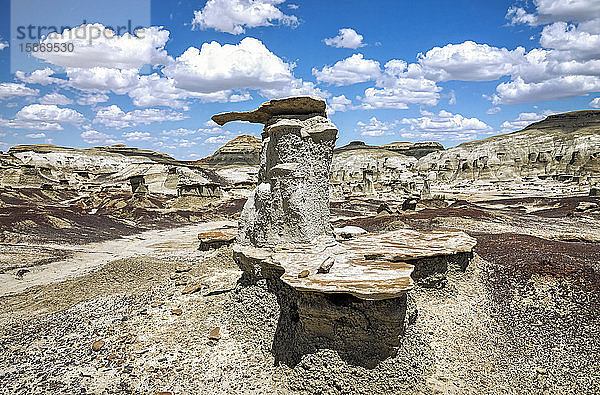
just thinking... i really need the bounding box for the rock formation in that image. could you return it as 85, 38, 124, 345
416, 110, 600, 195
198, 135, 261, 167
217, 97, 477, 367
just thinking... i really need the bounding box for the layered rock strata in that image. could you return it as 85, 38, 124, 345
215, 97, 477, 366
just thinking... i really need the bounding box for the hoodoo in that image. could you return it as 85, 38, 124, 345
214, 96, 477, 366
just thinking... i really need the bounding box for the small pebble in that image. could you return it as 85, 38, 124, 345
91, 340, 105, 352
209, 327, 221, 340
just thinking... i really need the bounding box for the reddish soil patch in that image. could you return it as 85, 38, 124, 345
332, 215, 403, 233
474, 232, 600, 281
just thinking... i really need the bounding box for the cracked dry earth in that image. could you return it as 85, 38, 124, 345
1, 197, 600, 394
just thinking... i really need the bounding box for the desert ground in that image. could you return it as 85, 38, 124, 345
1, 189, 599, 394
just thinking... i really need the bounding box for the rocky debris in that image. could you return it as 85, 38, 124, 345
402, 197, 418, 211
575, 201, 598, 212
297, 270, 310, 278
129, 175, 148, 195
171, 309, 182, 316
208, 327, 221, 340
333, 226, 367, 240
181, 283, 202, 295
91, 340, 105, 351
198, 230, 236, 250
377, 202, 395, 215
177, 182, 222, 198
317, 256, 335, 274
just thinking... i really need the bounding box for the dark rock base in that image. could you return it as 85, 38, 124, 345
267, 278, 410, 368
406, 251, 473, 288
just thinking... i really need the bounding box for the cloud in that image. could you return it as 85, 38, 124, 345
590, 97, 600, 108
163, 37, 295, 94
25, 133, 46, 139
93, 105, 187, 128
418, 41, 525, 82
0, 104, 86, 130
127, 73, 231, 108
356, 117, 399, 137
204, 135, 233, 144
15, 68, 63, 85
506, 0, 600, 25
360, 61, 441, 109
540, 21, 600, 59
324, 28, 366, 49
400, 110, 492, 141
0, 83, 39, 100
122, 131, 154, 141
77, 93, 110, 106
34, 24, 171, 69
313, 54, 380, 86
494, 75, 600, 104
327, 95, 352, 114
66, 67, 140, 93
448, 90, 456, 105
487, 106, 502, 114
191, 0, 298, 34
81, 130, 121, 145
0, 39, 8, 51
501, 110, 555, 131
39, 93, 73, 105
260, 78, 329, 100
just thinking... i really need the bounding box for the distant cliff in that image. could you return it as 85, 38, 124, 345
416, 110, 600, 185
198, 135, 261, 167
335, 140, 443, 159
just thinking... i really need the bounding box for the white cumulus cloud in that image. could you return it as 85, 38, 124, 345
324, 28, 366, 49
0, 83, 39, 100
356, 117, 399, 137
0, 104, 85, 130
361, 61, 441, 109
500, 110, 555, 132
15, 68, 64, 86
191, 0, 298, 34
418, 41, 525, 82
313, 54, 380, 86
400, 110, 492, 141
93, 105, 187, 129
590, 97, 600, 108
506, 0, 600, 25
34, 24, 171, 69
39, 93, 73, 105
163, 37, 294, 93
81, 130, 121, 145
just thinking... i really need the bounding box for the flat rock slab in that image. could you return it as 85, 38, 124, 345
212, 96, 327, 126
234, 228, 476, 299
344, 228, 477, 262
198, 230, 237, 251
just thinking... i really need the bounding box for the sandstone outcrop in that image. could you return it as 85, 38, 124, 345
416, 110, 600, 196
330, 143, 421, 200
198, 135, 261, 167
223, 96, 477, 366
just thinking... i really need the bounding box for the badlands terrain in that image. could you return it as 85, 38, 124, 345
0, 109, 599, 394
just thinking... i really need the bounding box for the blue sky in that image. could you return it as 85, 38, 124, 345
1, 0, 600, 159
